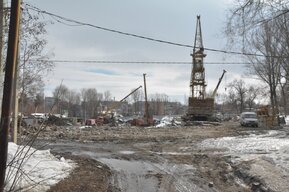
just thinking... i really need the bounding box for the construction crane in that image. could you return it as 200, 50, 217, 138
96, 85, 143, 125
107, 85, 142, 113
186, 15, 214, 121
211, 70, 226, 98
190, 15, 206, 99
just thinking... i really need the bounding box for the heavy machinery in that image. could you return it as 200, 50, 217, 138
211, 70, 226, 98
186, 16, 226, 121
106, 85, 142, 113
98, 86, 143, 124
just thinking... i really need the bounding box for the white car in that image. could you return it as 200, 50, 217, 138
240, 112, 259, 127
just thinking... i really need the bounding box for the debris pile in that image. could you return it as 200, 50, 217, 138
156, 116, 182, 128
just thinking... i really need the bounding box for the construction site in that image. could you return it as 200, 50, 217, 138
2, 1, 289, 192
2, 15, 288, 192
39, 16, 287, 192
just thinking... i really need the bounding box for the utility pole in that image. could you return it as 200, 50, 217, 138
12, 56, 19, 143
12, 17, 21, 144
0, 0, 4, 118
0, 0, 21, 191
143, 74, 149, 125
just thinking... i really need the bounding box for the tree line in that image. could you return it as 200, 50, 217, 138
21, 84, 185, 118
226, 0, 289, 116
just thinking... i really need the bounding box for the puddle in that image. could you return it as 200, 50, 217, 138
40, 141, 212, 191
97, 158, 204, 192
98, 158, 159, 192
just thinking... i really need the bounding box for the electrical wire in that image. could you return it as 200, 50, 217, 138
22, 3, 285, 58
33, 59, 251, 65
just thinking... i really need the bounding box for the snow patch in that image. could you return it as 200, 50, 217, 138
198, 130, 289, 173
5, 142, 75, 192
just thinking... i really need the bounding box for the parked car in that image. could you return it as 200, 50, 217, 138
240, 112, 258, 127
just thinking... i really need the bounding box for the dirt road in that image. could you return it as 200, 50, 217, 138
31, 121, 289, 192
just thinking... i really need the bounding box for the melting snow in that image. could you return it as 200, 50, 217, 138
199, 130, 289, 173
5, 142, 74, 192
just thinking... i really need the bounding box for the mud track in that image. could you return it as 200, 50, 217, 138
32, 121, 289, 192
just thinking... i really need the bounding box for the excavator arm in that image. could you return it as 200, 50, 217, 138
107, 85, 142, 112
212, 70, 226, 98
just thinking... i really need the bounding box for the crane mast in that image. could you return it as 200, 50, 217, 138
186, 15, 214, 121
185, 15, 227, 121
190, 15, 207, 99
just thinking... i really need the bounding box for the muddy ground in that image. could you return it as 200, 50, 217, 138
27, 121, 289, 192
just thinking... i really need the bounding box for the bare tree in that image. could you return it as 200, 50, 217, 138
150, 93, 169, 115
228, 79, 247, 113
53, 85, 69, 115
2, 7, 54, 115
246, 85, 261, 110
225, 90, 239, 114
104, 90, 112, 101
15, 7, 54, 112
67, 90, 81, 117
247, 22, 281, 115
131, 88, 143, 114
81, 88, 101, 118
226, 1, 287, 115
226, 0, 289, 49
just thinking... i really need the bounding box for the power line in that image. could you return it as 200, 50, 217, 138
23, 3, 281, 58
34, 59, 250, 65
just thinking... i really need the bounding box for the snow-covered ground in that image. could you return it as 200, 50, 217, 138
198, 129, 289, 175
197, 129, 289, 191
5, 142, 74, 192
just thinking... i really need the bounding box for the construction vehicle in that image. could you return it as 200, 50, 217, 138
211, 70, 226, 98
185, 16, 226, 121
100, 86, 143, 124
106, 85, 142, 113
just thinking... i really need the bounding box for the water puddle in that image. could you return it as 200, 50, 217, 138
97, 158, 206, 192
42, 141, 212, 191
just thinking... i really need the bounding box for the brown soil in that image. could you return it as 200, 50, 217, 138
47, 155, 111, 192
31, 121, 278, 192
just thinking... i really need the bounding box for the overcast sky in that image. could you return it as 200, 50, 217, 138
24, 0, 251, 103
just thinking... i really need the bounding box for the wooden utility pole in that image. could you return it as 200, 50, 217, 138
143, 74, 149, 124
0, 0, 21, 190
0, 0, 4, 118
12, 27, 21, 144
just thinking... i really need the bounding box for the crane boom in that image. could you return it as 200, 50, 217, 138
212, 70, 226, 98
108, 85, 142, 112
119, 85, 142, 102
